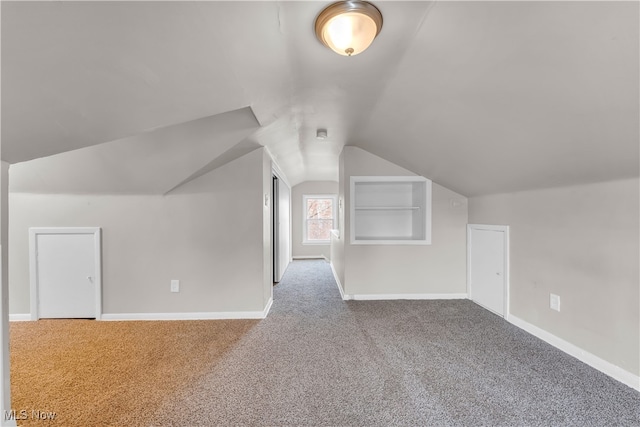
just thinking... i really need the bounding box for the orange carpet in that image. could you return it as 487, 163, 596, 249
9, 319, 257, 426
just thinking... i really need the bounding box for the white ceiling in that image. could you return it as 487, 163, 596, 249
2, 1, 638, 196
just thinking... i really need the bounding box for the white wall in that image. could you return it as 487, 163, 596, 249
0, 161, 11, 420
1, 164, 7, 296
332, 154, 346, 287
291, 181, 338, 260
468, 178, 640, 377
262, 150, 274, 305
9, 149, 270, 316
335, 147, 468, 297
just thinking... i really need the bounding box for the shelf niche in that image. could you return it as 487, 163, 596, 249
350, 176, 432, 245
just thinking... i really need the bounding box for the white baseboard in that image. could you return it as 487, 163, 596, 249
293, 256, 326, 260
9, 314, 31, 322
101, 298, 274, 321
262, 297, 274, 318
327, 262, 467, 303
329, 262, 346, 300
508, 314, 640, 392
347, 293, 468, 301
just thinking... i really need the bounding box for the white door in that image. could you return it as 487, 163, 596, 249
30, 228, 101, 319
468, 225, 508, 317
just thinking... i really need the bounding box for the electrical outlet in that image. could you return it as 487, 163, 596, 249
550, 293, 560, 312
171, 280, 180, 293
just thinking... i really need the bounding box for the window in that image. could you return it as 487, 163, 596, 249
303, 195, 337, 244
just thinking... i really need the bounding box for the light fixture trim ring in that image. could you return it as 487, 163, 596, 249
315, 1, 383, 56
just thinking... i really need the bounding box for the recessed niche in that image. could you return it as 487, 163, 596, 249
350, 176, 432, 245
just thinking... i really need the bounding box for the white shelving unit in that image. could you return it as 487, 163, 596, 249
350, 176, 432, 245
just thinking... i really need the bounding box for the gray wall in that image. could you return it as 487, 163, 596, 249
0, 161, 10, 413
336, 147, 468, 296
1, 162, 8, 305
9, 149, 270, 315
332, 154, 346, 286
468, 178, 640, 376
262, 150, 273, 305
291, 181, 339, 259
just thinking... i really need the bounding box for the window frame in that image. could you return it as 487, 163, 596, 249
302, 194, 338, 245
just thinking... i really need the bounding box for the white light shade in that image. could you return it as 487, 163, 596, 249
322, 12, 377, 56
315, 1, 383, 57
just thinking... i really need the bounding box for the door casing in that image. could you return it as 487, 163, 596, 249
467, 224, 510, 318
271, 170, 291, 283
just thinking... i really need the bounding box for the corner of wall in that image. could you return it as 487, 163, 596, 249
262, 148, 273, 309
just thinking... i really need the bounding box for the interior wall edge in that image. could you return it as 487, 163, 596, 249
329, 261, 346, 301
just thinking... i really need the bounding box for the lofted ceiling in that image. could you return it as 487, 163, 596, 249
9, 108, 261, 194
2, 1, 638, 196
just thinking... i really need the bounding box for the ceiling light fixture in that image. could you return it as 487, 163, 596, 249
315, 1, 383, 57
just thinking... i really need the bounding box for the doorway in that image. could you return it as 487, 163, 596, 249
467, 224, 509, 317
29, 227, 102, 320
272, 173, 291, 283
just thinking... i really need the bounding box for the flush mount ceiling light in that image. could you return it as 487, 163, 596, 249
315, 1, 383, 57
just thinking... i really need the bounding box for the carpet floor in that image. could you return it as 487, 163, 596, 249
9, 259, 640, 426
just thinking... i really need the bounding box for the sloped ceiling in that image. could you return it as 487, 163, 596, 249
9, 108, 260, 194
2, 1, 638, 196
355, 1, 640, 196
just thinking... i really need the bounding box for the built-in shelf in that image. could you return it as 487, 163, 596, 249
355, 206, 421, 211
350, 176, 432, 245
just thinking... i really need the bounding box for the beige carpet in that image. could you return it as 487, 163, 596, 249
10, 318, 257, 426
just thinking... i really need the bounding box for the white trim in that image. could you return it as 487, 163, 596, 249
329, 262, 347, 300
101, 298, 274, 321
9, 314, 31, 322
508, 314, 640, 392
292, 255, 325, 260
267, 148, 291, 189
467, 224, 510, 318
29, 227, 102, 321
350, 240, 431, 246
262, 297, 274, 318
302, 194, 338, 245
345, 293, 468, 301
